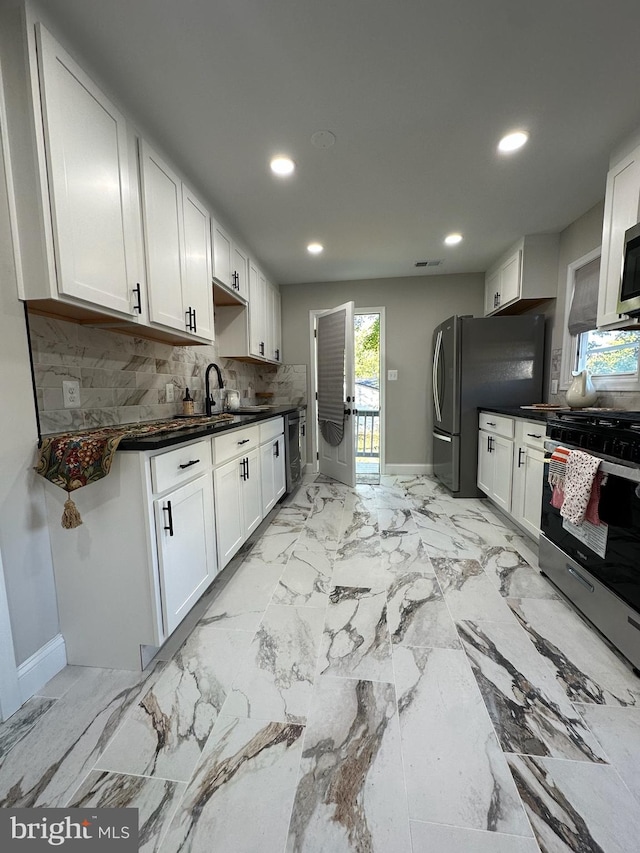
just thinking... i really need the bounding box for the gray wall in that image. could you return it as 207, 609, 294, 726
280, 273, 485, 466
0, 113, 59, 665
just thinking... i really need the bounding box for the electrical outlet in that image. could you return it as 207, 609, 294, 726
165, 383, 175, 403
550, 379, 559, 395
62, 380, 80, 409
387, 369, 398, 381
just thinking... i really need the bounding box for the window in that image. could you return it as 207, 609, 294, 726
561, 248, 640, 391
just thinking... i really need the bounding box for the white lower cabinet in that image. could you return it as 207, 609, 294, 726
260, 429, 286, 516
477, 412, 546, 540
214, 449, 262, 568
511, 420, 546, 540
154, 473, 216, 636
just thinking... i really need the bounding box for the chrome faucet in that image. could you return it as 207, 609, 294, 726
204, 363, 224, 416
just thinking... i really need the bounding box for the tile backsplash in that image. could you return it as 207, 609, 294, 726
28, 314, 307, 434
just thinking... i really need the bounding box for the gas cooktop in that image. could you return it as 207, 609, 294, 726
547, 410, 640, 463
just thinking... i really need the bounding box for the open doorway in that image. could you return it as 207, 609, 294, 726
354, 310, 384, 484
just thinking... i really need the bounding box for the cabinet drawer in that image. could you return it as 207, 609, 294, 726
214, 424, 259, 466
259, 416, 284, 443
151, 440, 211, 494
479, 412, 514, 439
519, 420, 546, 451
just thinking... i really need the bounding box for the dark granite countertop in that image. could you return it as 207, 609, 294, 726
118, 405, 305, 451
479, 405, 567, 423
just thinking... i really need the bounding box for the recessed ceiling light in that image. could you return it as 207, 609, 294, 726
498, 131, 529, 153
444, 233, 463, 246
270, 156, 295, 176
307, 242, 324, 255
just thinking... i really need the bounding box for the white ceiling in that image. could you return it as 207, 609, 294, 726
40, 0, 640, 284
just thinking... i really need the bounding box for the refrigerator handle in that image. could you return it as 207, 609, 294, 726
433, 330, 442, 423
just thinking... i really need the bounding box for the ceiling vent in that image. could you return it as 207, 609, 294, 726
415, 259, 444, 267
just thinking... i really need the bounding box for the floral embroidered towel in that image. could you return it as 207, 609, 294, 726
560, 449, 602, 525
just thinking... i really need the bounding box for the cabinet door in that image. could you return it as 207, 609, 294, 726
477, 430, 493, 495
154, 474, 216, 636
272, 286, 282, 362
513, 446, 544, 539
36, 25, 137, 316
212, 219, 233, 289
491, 435, 514, 512
273, 435, 286, 502
214, 457, 245, 567
182, 186, 214, 341
243, 448, 263, 537
139, 141, 186, 332
260, 440, 277, 516
499, 250, 522, 307
233, 244, 249, 301
249, 260, 266, 358
597, 151, 640, 329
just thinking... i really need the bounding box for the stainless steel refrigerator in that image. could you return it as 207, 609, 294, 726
432, 314, 545, 497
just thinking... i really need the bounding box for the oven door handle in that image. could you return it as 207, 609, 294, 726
545, 440, 640, 483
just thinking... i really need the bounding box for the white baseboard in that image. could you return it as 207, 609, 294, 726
384, 463, 433, 476
17, 633, 67, 704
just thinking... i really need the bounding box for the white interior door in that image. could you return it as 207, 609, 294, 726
316, 301, 355, 486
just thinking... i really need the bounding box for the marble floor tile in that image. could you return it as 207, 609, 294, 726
222, 605, 325, 724
162, 715, 305, 853
508, 598, 640, 707
410, 821, 540, 853
0, 666, 152, 807
507, 754, 640, 853
577, 705, 640, 803
504, 532, 540, 569
318, 586, 393, 682
286, 676, 411, 853
414, 510, 489, 561
284, 483, 320, 509
272, 549, 333, 607
36, 665, 85, 698
261, 505, 309, 534
380, 530, 435, 575
246, 516, 300, 564
337, 507, 379, 544
0, 696, 56, 760
481, 546, 557, 599
377, 507, 418, 534
448, 511, 513, 548
458, 620, 607, 762
296, 497, 344, 551
97, 628, 253, 782
68, 770, 185, 853
395, 645, 531, 836
432, 557, 517, 622
201, 560, 283, 631
387, 573, 460, 649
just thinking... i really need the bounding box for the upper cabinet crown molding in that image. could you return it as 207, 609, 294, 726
484, 234, 559, 316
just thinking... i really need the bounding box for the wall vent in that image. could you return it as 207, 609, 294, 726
415, 259, 444, 267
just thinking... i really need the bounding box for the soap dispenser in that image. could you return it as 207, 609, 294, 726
182, 387, 194, 416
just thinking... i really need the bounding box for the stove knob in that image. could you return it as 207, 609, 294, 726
601, 438, 610, 454
617, 440, 629, 459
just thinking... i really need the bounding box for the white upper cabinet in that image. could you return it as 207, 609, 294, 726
182, 186, 214, 341
211, 219, 248, 304
232, 244, 250, 301
139, 141, 186, 332
249, 260, 267, 358
212, 218, 233, 289
35, 24, 139, 317
139, 141, 214, 342
597, 146, 640, 330
484, 235, 558, 316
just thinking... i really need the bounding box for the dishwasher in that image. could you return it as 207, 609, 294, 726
284, 409, 305, 494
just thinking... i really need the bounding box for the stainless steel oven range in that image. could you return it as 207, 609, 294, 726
540, 410, 640, 674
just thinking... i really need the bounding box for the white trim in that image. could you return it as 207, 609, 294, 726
17, 633, 66, 705
384, 463, 433, 476
0, 549, 20, 721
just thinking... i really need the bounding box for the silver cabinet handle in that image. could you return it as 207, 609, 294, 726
566, 565, 594, 593
432, 330, 442, 423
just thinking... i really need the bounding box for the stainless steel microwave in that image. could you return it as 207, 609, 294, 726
618, 221, 640, 316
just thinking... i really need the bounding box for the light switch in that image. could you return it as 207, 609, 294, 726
387, 370, 398, 381
550, 379, 559, 395
166, 383, 175, 403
